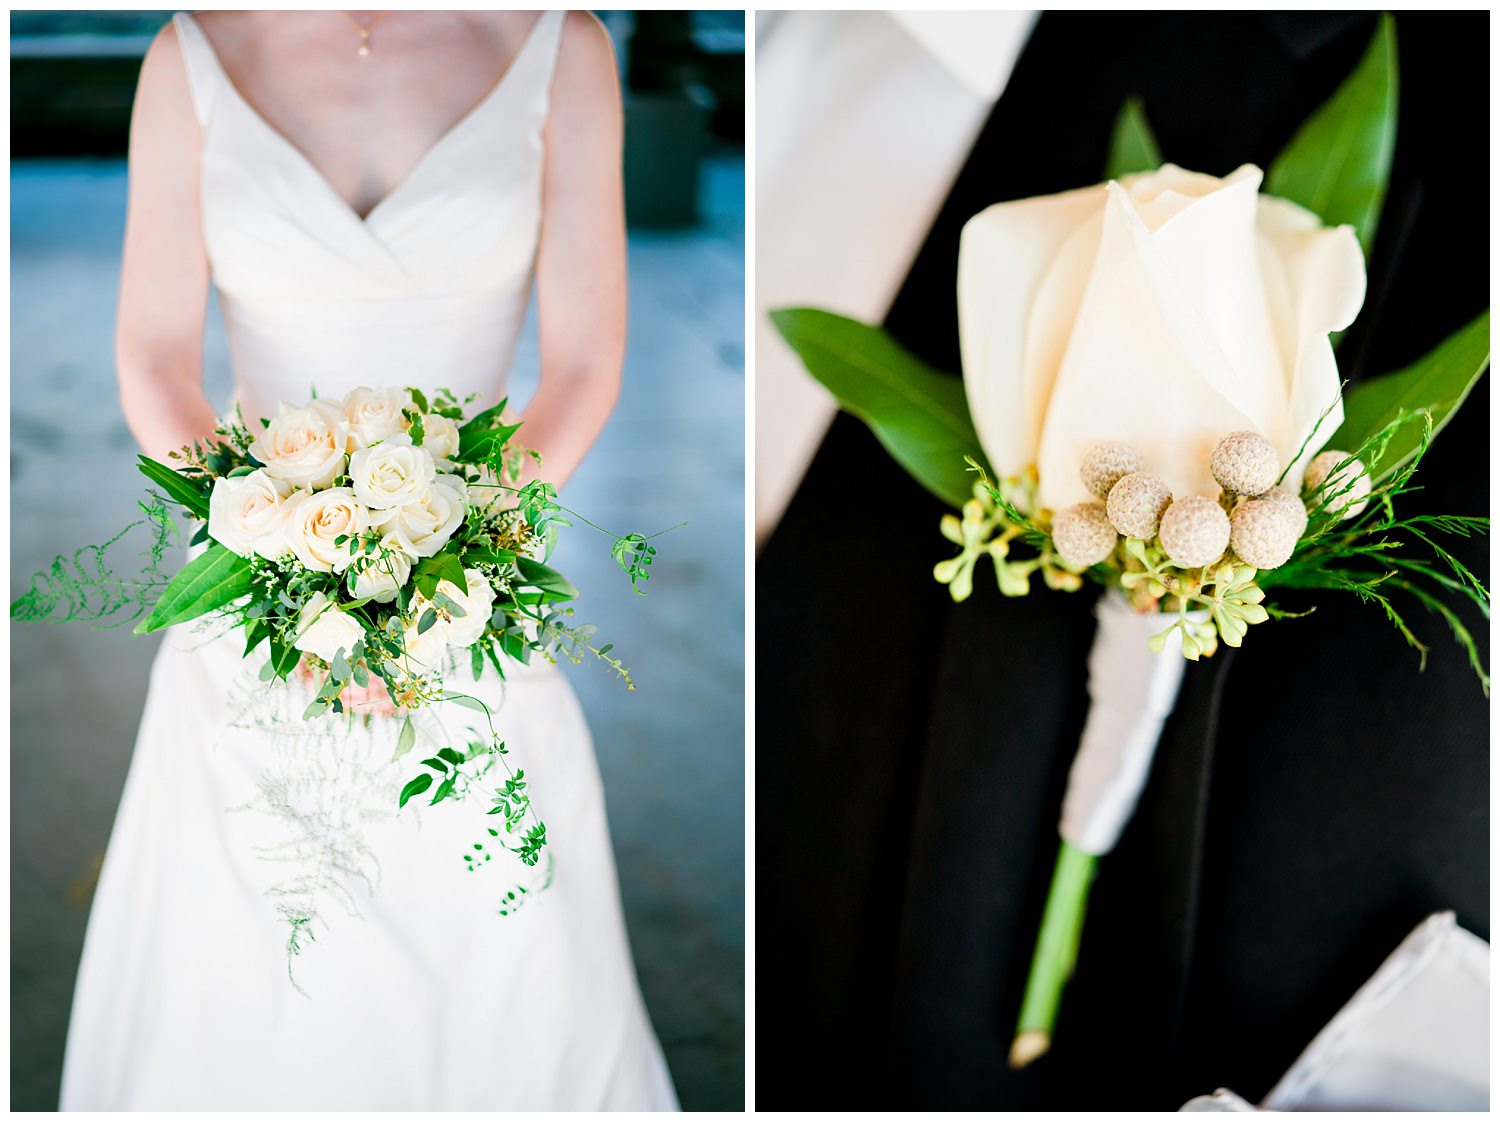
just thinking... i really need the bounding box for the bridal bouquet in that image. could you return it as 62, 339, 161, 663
775, 16, 1488, 1064
16, 385, 664, 894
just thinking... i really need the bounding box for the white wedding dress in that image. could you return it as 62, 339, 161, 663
59, 11, 678, 1111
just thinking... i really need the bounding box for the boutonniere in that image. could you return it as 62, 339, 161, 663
774, 14, 1488, 1065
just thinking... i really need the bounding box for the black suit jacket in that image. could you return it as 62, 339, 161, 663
757, 11, 1488, 1109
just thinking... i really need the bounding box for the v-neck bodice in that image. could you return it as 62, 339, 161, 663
172, 11, 566, 420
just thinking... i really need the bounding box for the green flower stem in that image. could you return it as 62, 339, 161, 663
1010, 837, 1098, 1068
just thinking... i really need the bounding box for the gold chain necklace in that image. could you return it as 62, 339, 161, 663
341, 10, 389, 58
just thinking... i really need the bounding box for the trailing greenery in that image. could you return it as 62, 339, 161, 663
14, 385, 679, 960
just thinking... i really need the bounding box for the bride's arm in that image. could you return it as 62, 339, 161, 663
522, 11, 627, 490
116, 23, 219, 461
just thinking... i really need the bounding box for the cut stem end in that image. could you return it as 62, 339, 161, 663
1008, 1029, 1051, 1069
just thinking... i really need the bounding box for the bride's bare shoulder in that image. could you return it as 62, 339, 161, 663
552, 12, 620, 102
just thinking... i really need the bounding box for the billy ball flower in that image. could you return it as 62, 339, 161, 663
1230, 497, 1300, 570
1210, 431, 1280, 496
1052, 502, 1117, 568
1256, 484, 1309, 540
1157, 495, 1230, 568
1304, 449, 1372, 518
1105, 472, 1172, 539
1080, 442, 1142, 500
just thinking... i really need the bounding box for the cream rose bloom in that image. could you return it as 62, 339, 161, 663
347, 542, 413, 603
371, 475, 468, 558
422, 414, 461, 464
958, 164, 1366, 510
342, 386, 413, 450
401, 615, 451, 672
348, 435, 436, 510
434, 568, 496, 649
283, 487, 368, 572
249, 399, 350, 490
293, 592, 365, 663
401, 568, 496, 667
207, 469, 293, 560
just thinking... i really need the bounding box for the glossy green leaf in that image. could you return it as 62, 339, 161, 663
397, 771, 431, 808
1327, 309, 1490, 481
137, 456, 210, 518
135, 544, 252, 634
267, 636, 302, 681
770, 307, 989, 508
1265, 14, 1397, 255
413, 551, 468, 598
1104, 96, 1162, 180
515, 557, 579, 602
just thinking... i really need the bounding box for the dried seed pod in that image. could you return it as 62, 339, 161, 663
1304, 450, 1372, 519
1052, 502, 1118, 568
1256, 484, 1308, 540
1211, 430, 1280, 496
1105, 471, 1173, 539
1158, 495, 1230, 568
1079, 441, 1143, 499
1230, 497, 1300, 570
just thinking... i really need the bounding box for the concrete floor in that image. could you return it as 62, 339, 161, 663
9, 157, 745, 1110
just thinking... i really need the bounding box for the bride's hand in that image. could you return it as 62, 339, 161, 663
295, 660, 399, 717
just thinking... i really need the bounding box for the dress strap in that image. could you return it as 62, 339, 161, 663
171, 12, 222, 127
525, 10, 570, 126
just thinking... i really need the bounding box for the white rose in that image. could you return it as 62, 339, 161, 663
249, 399, 350, 490
207, 469, 293, 559
371, 475, 468, 558
348, 435, 436, 510
422, 414, 461, 464
342, 386, 414, 450
958, 163, 1366, 509
283, 487, 368, 573
432, 568, 496, 649
401, 615, 451, 672
293, 592, 366, 663
347, 541, 413, 603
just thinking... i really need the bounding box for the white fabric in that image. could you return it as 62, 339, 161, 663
1058, 592, 1195, 856
59, 12, 678, 1110
1183, 913, 1490, 1111
753, 10, 1034, 546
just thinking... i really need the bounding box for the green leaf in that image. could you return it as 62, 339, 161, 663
1265, 14, 1397, 255
437, 746, 465, 768
442, 693, 489, 715
417, 607, 439, 634
137, 456, 210, 518
463, 546, 517, 568
134, 544, 253, 634
392, 715, 417, 762
397, 771, 431, 808
414, 551, 468, 598
770, 308, 990, 508
1104, 96, 1162, 180
515, 556, 579, 602
1327, 310, 1490, 482
267, 636, 302, 681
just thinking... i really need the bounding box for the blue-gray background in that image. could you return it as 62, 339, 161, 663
10, 10, 745, 1111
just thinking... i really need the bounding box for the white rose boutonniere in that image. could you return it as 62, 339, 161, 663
958, 163, 1366, 509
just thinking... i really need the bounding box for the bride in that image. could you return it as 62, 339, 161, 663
59, 9, 678, 1111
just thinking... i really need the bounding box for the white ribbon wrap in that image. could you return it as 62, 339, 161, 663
1059, 592, 1201, 856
